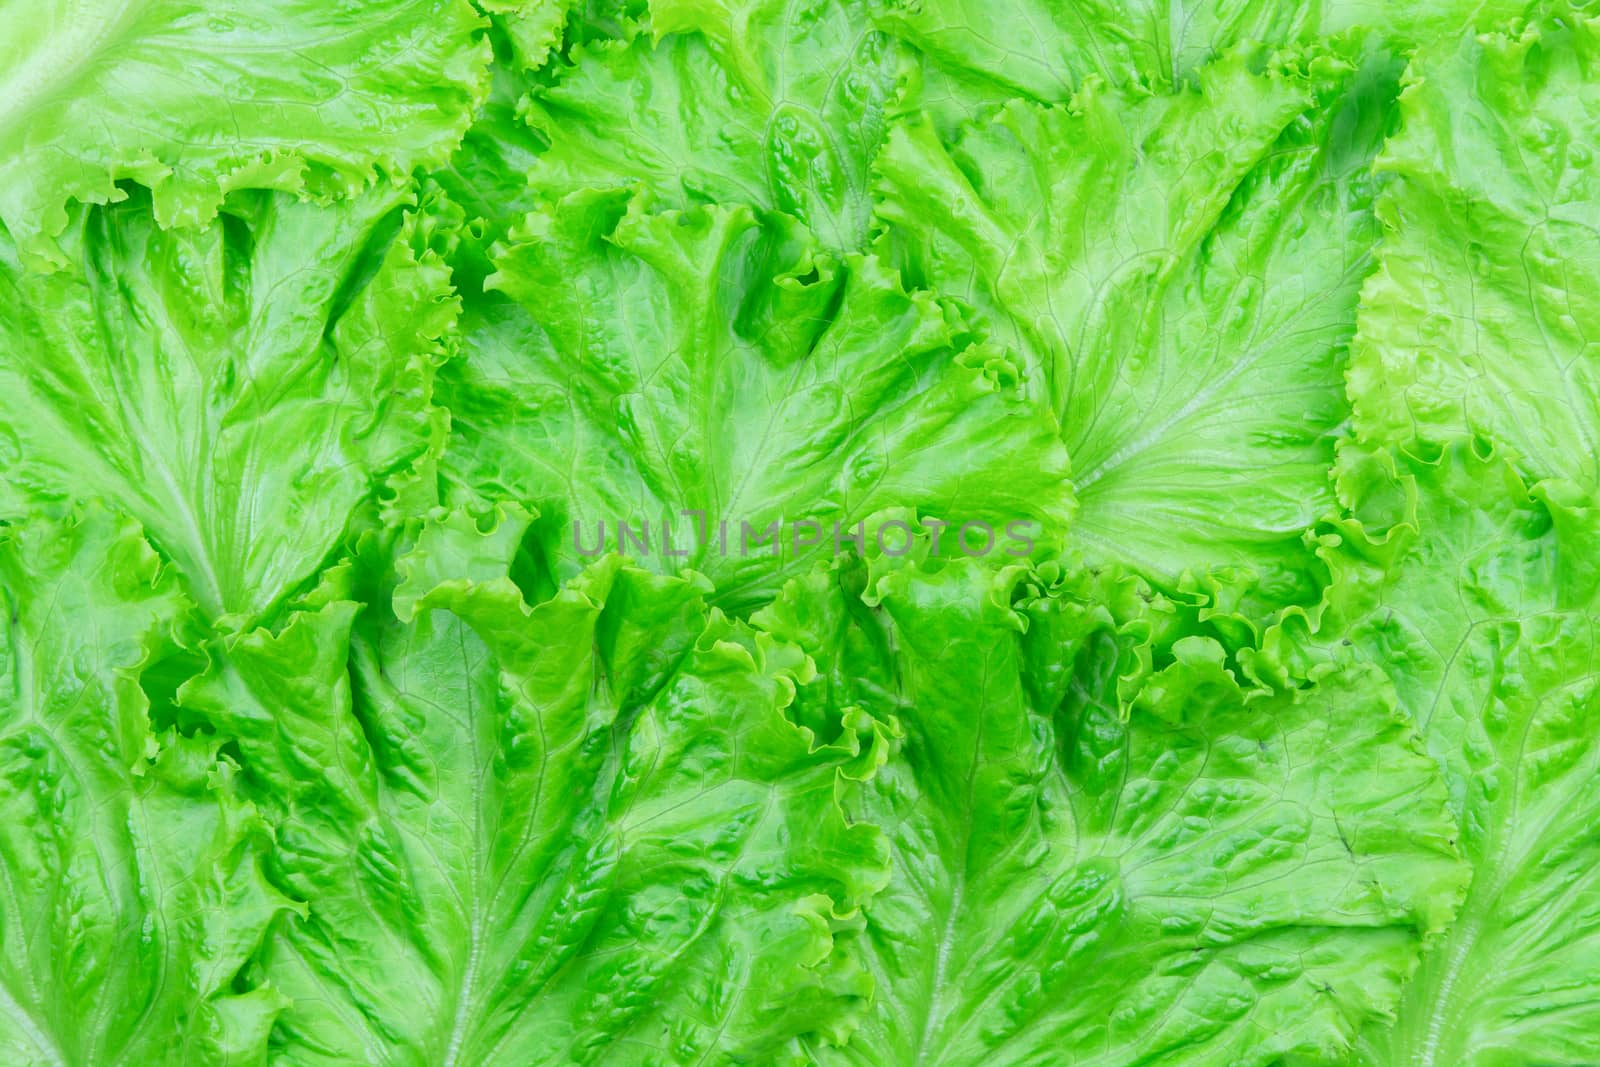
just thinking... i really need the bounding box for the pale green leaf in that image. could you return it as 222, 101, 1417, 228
1349, 15, 1600, 492
0, 508, 291, 1067
0, 187, 455, 623
0, 0, 491, 267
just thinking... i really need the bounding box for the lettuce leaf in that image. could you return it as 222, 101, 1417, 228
874, 0, 1528, 103
0, 0, 491, 267
525, 0, 910, 250
1350, 14, 1600, 491
1335, 35, 1600, 1055
0, 508, 291, 1067
431, 57, 547, 269
757, 544, 1464, 1067
477, 0, 571, 70
875, 54, 1391, 612
1314, 441, 1600, 1065
179, 507, 886, 1066
0, 187, 454, 623
6, 2, 1600, 1064
440, 190, 1073, 609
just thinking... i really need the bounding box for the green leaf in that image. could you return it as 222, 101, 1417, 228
875, 53, 1394, 612
477, 0, 570, 70
756, 546, 1464, 1066
1312, 441, 1600, 1066
0, 187, 455, 623
442, 190, 1073, 611
0, 507, 291, 1067
875, 0, 1528, 105
1349, 15, 1600, 491
428, 53, 548, 295
436, 75, 546, 241
525, 0, 911, 250
179, 508, 887, 1066
0, 0, 491, 267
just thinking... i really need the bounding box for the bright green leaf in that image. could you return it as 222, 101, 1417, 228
876, 0, 1527, 106
0, 187, 455, 623
757, 547, 1464, 1067
1349, 15, 1600, 492
0, 0, 491, 267
1315, 441, 1600, 1066
875, 54, 1393, 612
180, 508, 887, 1066
0, 508, 291, 1067
525, 0, 911, 250
442, 190, 1073, 611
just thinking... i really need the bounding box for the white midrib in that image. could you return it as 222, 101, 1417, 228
139, 453, 226, 618
97, 348, 229, 617
1413, 903, 1485, 1067
440, 914, 484, 1067
913, 873, 966, 1066
1072, 330, 1278, 493
1410, 646, 1588, 1067
440, 623, 489, 1067
1412, 740, 1533, 1066
1070, 219, 1364, 494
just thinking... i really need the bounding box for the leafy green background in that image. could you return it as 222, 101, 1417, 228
0, 0, 1597, 1064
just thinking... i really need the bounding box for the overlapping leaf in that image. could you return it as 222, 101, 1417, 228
1293, 442, 1600, 1066
875, 0, 1528, 106
758, 540, 1464, 1067
875, 53, 1393, 615
1350, 14, 1600, 491
0, 508, 290, 1067
181, 508, 886, 1066
526, 0, 910, 250
3, 1, 1597, 1065
0, 187, 454, 623
0, 0, 490, 267
441, 189, 1073, 610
